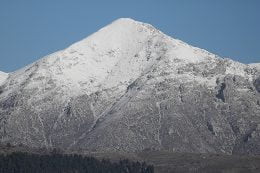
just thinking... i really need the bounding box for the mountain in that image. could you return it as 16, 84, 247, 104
0, 18, 259, 154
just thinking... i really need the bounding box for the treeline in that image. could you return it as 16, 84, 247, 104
0, 152, 154, 173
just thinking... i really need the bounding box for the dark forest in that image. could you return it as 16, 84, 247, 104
0, 152, 154, 173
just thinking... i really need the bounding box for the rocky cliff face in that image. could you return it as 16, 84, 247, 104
0, 18, 259, 154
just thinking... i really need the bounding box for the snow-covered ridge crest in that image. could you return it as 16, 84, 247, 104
5, 18, 203, 96
4, 18, 258, 98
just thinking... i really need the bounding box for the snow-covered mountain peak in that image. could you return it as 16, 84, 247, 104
67, 18, 160, 54
113, 17, 137, 23
10, 18, 171, 96
111, 17, 142, 26
4, 18, 256, 99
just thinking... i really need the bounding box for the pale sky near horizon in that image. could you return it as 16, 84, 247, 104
0, 0, 259, 72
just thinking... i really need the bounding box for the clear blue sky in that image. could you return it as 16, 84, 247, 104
0, 0, 259, 72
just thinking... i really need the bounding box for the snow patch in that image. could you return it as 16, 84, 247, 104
249, 63, 260, 70
0, 71, 8, 85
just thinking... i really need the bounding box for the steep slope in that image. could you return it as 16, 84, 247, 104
0, 18, 259, 154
